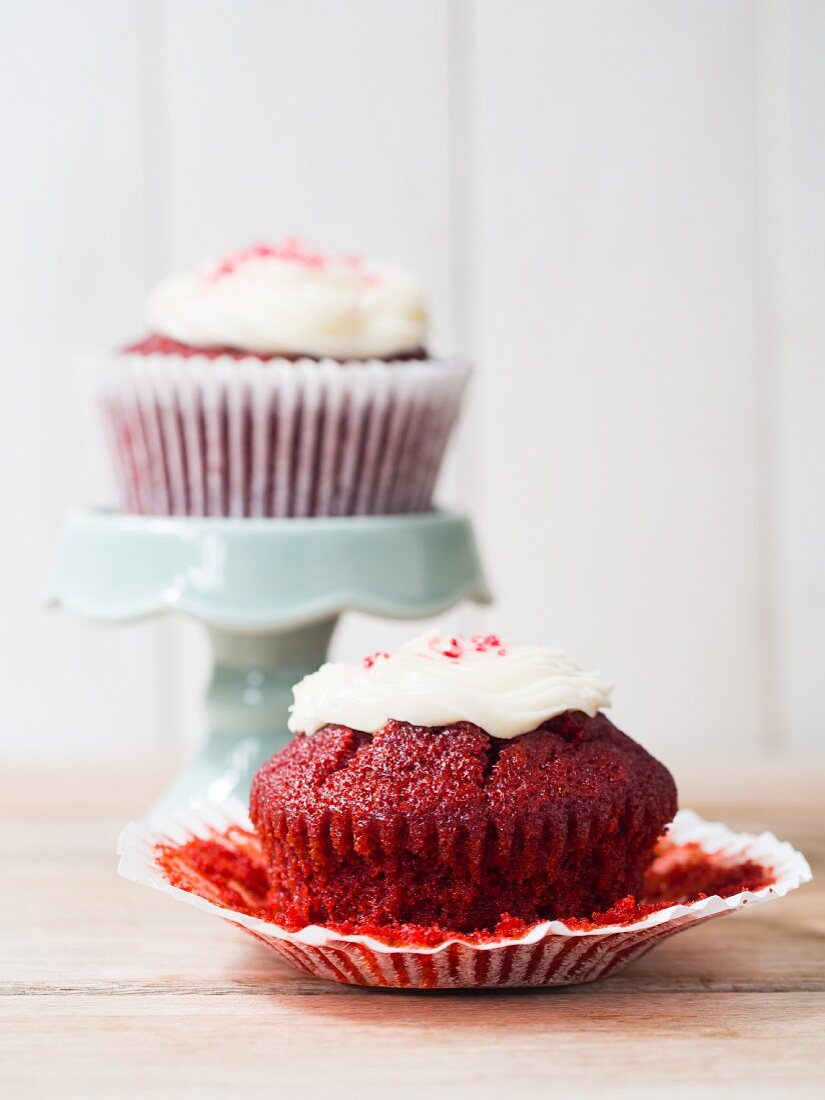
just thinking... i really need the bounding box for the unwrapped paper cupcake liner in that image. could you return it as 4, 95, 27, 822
100, 353, 468, 517
117, 804, 811, 990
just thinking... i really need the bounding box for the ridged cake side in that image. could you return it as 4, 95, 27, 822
250, 712, 677, 933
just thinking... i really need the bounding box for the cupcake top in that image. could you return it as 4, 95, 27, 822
145, 238, 428, 360
288, 631, 613, 739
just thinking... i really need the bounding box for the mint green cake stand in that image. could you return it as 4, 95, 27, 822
55, 509, 490, 810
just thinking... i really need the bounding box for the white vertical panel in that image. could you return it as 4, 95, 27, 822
146, 0, 460, 735
470, 0, 762, 753
0, 1, 166, 756
757, 0, 825, 750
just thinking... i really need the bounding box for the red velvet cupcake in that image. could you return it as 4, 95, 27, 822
100, 239, 467, 517
250, 633, 677, 934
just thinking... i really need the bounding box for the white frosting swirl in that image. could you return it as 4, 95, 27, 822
288, 632, 613, 740
146, 239, 427, 359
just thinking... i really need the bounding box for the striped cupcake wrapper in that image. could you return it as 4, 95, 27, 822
117, 804, 811, 990
100, 354, 469, 518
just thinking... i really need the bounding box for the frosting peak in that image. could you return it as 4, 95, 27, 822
288, 632, 613, 740
146, 238, 428, 359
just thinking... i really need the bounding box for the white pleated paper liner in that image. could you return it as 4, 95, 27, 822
100, 352, 468, 517
117, 805, 811, 990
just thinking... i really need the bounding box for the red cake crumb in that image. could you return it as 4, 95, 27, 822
155, 827, 774, 947
156, 825, 269, 914
642, 840, 774, 904
121, 333, 427, 362
122, 334, 272, 360
561, 843, 774, 930
248, 712, 679, 933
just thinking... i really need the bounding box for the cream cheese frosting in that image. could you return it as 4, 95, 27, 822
146, 239, 428, 359
288, 632, 613, 740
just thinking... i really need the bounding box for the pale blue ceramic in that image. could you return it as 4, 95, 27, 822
55, 509, 491, 810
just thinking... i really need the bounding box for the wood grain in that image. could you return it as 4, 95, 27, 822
1, 758, 823, 1097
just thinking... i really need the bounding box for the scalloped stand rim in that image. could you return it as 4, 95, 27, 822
55, 508, 491, 813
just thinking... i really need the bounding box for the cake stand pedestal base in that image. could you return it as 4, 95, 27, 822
55, 509, 490, 811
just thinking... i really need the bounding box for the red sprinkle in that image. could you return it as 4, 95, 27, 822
202, 237, 373, 282
362, 651, 390, 670
426, 634, 508, 660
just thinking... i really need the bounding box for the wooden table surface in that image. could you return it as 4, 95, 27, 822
2, 757, 823, 1099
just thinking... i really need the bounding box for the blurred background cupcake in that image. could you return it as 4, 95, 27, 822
101, 238, 468, 517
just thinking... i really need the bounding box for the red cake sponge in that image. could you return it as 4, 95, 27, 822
249, 711, 677, 933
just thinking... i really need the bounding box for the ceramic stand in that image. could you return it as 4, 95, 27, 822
55, 510, 490, 811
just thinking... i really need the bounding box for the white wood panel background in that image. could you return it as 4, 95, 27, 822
0, 0, 822, 761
